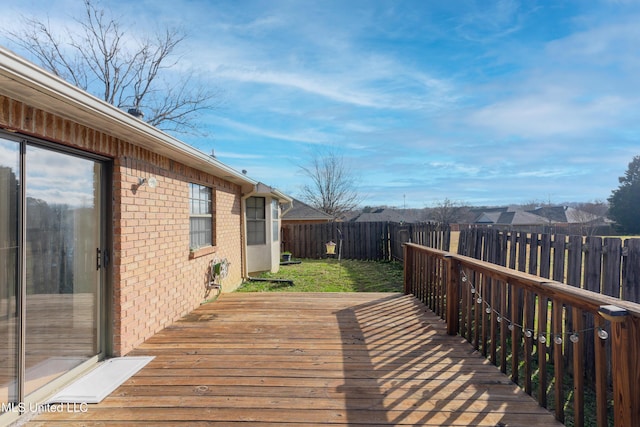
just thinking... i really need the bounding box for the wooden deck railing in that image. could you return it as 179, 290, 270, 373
404, 242, 640, 427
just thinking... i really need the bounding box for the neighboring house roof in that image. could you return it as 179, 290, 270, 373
349, 208, 431, 223
495, 210, 549, 225
473, 205, 606, 226
469, 206, 510, 215
529, 206, 569, 223
0, 46, 255, 192
474, 212, 502, 224
530, 206, 601, 224
282, 198, 333, 221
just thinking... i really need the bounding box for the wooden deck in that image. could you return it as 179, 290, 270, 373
27, 293, 562, 426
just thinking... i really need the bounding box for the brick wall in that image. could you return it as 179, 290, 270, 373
1, 95, 246, 356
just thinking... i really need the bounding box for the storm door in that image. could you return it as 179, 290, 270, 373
0, 133, 107, 410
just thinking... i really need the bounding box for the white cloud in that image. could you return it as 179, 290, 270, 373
515, 168, 575, 178
468, 92, 631, 137
209, 116, 329, 144
453, 0, 525, 42
215, 151, 264, 160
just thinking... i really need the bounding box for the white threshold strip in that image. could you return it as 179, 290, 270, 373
48, 356, 154, 404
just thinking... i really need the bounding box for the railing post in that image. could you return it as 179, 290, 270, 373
403, 244, 413, 295
599, 305, 640, 427
444, 254, 460, 336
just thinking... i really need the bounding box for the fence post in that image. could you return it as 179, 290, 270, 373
445, 254, 460, 336
599, 305, 640, 427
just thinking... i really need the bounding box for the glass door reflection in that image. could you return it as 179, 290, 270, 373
23, 146, 102, 396
0, 138, 19, 405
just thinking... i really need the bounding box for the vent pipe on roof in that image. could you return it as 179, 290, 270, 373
127, 107, 144, 119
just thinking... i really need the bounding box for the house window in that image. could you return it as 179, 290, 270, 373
272, 199, 279, 242
246, 196, 265, 245
189, 183, 214, 249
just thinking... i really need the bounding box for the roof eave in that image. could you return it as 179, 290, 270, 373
250, 182, 292, 203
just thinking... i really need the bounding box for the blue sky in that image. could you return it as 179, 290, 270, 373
3, 0, 640, 208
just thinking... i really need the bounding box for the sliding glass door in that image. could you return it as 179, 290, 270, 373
0, 134, 107, 408
0, 138, 19, 405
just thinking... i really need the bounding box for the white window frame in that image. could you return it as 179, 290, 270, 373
246, 196, 266, 245
189, 183, 214, 249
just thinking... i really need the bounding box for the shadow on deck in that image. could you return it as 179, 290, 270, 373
27, 293, 562, 426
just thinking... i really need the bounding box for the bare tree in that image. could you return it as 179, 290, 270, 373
299, 149, 362, 219
572, 200, 609, 236
6, 0, 220, 134
430, 198, 468, 225
575, 200, 609, 217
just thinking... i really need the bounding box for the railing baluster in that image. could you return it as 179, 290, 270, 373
523, 289, 534, 396
473, 273, 481, 351
418, 248, 423, 299
490, 277, 499, 365
510, 283, 521, 384
481, 273, 490, 357
572, 307, 585, 427
553, 300, 565, 423
464, 270, 473, 341
431, 253, 438, 313
431, 254, 437, 312
500, 280, 508, 374
538, 295, 549, 408
594, 315, 608, 427
437, 256, 444, 317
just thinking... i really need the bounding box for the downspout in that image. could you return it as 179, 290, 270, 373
280, 200, 293, 254
281, 200, 293, 216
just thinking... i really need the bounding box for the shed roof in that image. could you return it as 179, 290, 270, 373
282, 198, 333, 221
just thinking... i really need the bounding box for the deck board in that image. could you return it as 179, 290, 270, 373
27, 292, 563, 426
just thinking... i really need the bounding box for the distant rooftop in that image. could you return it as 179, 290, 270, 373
282, 198, 333, 221
347, 208, 431, 223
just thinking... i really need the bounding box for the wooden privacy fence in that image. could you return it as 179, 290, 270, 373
388, 222, 450, 260
281, 222, 450, 261
404, 242, 640, 427
457, 228, 640, 304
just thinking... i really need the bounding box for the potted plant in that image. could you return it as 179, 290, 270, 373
281, 251, 292, 262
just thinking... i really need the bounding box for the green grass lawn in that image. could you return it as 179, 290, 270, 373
236, 258, 404, 292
